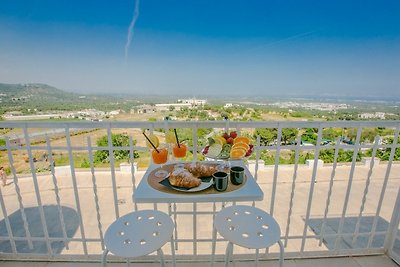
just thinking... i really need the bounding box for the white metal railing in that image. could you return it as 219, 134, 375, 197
0, 120, 399, 262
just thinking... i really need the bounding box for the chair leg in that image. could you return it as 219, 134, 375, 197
101, 249, 109, 267
157, 248, 165, 267
211, 226, 217, 267
170, 236, 176, 267
278, 240, 285, 267
255, 248, 259, 267
224, 242, 233, 267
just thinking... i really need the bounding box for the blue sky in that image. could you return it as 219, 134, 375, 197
0, 0, 399, 97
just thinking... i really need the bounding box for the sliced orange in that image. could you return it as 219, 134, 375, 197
146, 134, 160, 148
230, 148, 247, 159
233, 136, 250, 145
232, 142, 250, 151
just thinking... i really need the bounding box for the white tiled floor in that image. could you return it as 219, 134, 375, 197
0, 255, 398, 267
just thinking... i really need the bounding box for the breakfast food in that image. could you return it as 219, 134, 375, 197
146, 134, 160, 148
184, 163, 218, 177
203, 131, 254, 160
169, 168, 201, 188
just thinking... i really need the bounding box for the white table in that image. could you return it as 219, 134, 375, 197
133, 161, 264, 267
133, 161, 263, 203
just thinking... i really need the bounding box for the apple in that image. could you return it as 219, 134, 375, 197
222, 132, 230, 140
229, 131, 238, 139
226, 137, 234, 144
245, 149, 252, 157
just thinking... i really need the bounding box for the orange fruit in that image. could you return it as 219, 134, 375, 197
232, 142, 250, 151
230, 148, 246, 159
233, 136, 250, 145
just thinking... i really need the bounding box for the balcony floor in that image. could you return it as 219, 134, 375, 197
0, 255, 399, 267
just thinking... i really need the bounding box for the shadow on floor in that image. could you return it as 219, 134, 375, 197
0, 205, 79, 254
308, 215, 389, 250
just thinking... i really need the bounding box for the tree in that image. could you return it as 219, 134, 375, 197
254, 128, 277, 146
94, 134, 139, 163
346, 128, 358, 141
281, 128, 299, 144
323, 128, 342, 140
361, 128, 379, 143
319, 149, 335, 163
302, 128, 318, 145
338, 149, 361, 162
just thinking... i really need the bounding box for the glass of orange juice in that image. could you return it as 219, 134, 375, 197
152, 147, 169, 178
173, 143, 187, 159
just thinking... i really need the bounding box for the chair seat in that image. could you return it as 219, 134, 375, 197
104, 210, 174, 258
214, 205, 281, 249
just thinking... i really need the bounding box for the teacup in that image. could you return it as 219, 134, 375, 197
213, 171, 228, 192
230, 166, 244, 185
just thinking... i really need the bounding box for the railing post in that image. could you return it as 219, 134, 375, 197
384, 187, 400, 254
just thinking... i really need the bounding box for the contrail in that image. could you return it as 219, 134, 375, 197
238, 30, 318, 55
124, 0, 140, 63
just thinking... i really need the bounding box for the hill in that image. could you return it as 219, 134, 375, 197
0, 83, 136, 114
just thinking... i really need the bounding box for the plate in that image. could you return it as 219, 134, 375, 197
201, 147, 252, 161
159, 175, 214, 193
171, 180, 213, 192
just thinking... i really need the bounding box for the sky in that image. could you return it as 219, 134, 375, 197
0, 0, 399, 98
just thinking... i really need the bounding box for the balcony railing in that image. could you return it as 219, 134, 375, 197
0, 120, 399, 263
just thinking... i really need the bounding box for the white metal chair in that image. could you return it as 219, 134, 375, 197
101, 210, 175, 267
213, 205, 284, 267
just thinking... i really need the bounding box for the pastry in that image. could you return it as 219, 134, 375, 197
184, 163, 217, 177
169, 168, 201, 188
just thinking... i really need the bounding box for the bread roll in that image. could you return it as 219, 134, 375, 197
169, 168, 201, 188
184, 163, 217, 177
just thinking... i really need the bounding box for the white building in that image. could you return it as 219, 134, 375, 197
224, 103, 233, 108
178, 98, 207, 106
155, 103, 192, 111
359, 112, 386, 119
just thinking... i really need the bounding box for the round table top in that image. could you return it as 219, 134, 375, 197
215, 205, 281, 249
104, 210, 174, 258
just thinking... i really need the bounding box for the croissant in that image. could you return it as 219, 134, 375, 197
169, 168, 201, 188
184, 163, 217, 177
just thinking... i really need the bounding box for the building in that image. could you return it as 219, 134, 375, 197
359, 112, 386, 119
155, 103, 192, 111
178, 98, 207, 106
224, 103, 233, 108
133, 105, 157, 114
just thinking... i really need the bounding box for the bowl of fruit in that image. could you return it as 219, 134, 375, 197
202, 131, 254, 160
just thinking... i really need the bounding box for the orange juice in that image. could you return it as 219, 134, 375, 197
152, 148, 168, 164
173, 144, 187, 158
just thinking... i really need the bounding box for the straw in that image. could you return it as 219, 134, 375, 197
174, 129, 180, 148
142, 132, 159, 153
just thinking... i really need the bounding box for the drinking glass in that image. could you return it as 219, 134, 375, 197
172, 143, 187, 159
152, 147, 169, 178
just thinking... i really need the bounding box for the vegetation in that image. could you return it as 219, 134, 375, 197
1, 82, 399, 173
94, 134, 139, 163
